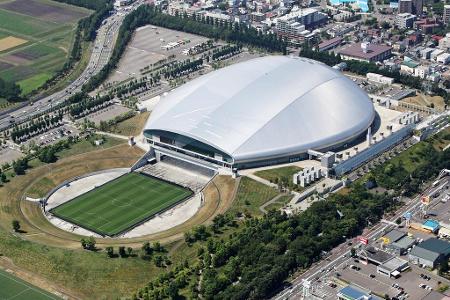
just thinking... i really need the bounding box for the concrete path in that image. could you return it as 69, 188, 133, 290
260, 194, 286, 214
95, 130, 128, 140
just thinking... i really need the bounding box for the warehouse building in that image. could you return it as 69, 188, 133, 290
409, 238, 450, 268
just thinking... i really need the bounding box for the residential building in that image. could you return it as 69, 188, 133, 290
250, 11, 266, 22
444, 5, 450, 24
415, 65, 430, 78
396, 13, 416, 29
275, 7, 327, 30
400, 60, 419, 74
430, 49, 445, 60
398, 0, 422, 14
398, 0, 412, 13
438, 33, 450, 51
420, 47, 434, 59
437, 53, 450, 65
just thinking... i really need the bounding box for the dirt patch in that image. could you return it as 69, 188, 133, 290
0, 61, 14, 70
0, 0, 88, 23
13, 48, 49, 60
0, 36, 27, 52
2, 54, 30, 65
402, 94, 446, 111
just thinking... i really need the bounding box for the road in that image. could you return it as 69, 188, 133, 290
0, 1, 145, 131
273, 178, 449, 300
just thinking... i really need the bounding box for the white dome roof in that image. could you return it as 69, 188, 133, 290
145, 56, 375, 163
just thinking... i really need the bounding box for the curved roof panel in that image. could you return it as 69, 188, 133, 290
145, 56, 375, 162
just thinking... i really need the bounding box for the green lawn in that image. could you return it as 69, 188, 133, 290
50, 173, 193, 236
0, 269, 60, 300
254, 166, 302, 183
230, 176, 279, 217
18, 72, 52, 94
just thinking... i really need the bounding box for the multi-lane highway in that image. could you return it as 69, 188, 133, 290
0, 1, 144, 131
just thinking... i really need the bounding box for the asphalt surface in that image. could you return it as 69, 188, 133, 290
0, 1, 145, 131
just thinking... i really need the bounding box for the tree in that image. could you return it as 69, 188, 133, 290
12, 220, 20, 232
154, 255, 163, 267
127, 247, 133, 257
142, 241, 151, 253
153, 241, 162, 252
81, 236, 96, 250
167, 281, 179, 299
106, 246, 114, 258
350, 247, 356, 258
119, 246, 126, 257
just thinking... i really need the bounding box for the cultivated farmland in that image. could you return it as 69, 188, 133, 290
0, 0, 91, 94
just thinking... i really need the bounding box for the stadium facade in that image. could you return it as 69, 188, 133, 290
144, 56, 375, 170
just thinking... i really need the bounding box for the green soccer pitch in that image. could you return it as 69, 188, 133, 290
50, 173, 193, 236
0, 269, 61, 300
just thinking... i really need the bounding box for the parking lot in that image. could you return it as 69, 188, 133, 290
85, 104, 131, 126
0, 146, 23, 165
313, 252, 445, 299
24, 124, 79, 148
107, 25, 211, 83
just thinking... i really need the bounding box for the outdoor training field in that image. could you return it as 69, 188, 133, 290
50, 173, 193, 236
0, 0, 91, 95
0, 269, 60, 300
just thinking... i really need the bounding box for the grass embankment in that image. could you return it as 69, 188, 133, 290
229, 176, 279, 217
5, 137, 125, 188
254, 166, 302, 183
264, 194, 294, 211
108, 111, 150, 137
0, 229, 175, 299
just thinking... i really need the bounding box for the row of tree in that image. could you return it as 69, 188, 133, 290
211, 45, 242, 61
69, 94, 113, 118
161, 58, 204, 79
10, 114, 63, 142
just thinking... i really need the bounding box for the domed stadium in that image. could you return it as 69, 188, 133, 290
144, 56, 375, 170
